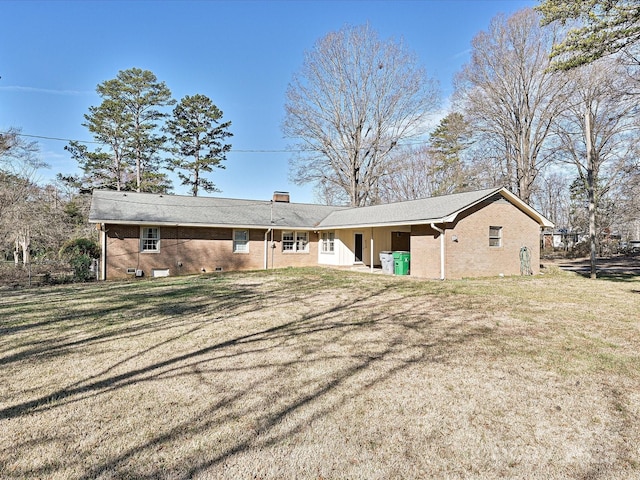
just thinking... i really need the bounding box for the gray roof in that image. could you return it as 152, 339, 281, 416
89, 190, 344, 229
89, 187, 553, 230
316, 188, 503, 228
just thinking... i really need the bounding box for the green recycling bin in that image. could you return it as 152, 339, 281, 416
393, 251, 410, 275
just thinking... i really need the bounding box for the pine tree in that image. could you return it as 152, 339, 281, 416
427, 112, 472, 195
69, 68, 174, 192
165, 94, 232, 196
538, 0, 640, 69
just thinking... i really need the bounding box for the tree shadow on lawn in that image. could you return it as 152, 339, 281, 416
0, 280, 267, 368
554, 256, 640, 284
0, 277, 243, 334
1, 271, 359, 419
571, 271, 640, 295
30, 286, 499, 479
0, 284, 366, 421
0, 276, 500, 479
583, 272, 640, 285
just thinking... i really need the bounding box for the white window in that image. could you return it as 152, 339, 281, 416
233, 229, 249, 253
283, 231, 309, 253
489, 226, 502, 247
321, 232, 335, 253
283, 231, 295, 251
296, 231, 308, 252
141, 227, 160, 252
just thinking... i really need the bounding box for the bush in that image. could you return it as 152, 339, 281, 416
59, 238, 100, 282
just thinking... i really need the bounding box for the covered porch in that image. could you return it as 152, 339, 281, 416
317, 224, 445, 279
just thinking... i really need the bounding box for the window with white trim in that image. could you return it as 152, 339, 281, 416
489, 226, 502, 247
321, 232, 335, 253
283, 231, 309, 252
141, 227, 160, 252
233, 229, 249, 253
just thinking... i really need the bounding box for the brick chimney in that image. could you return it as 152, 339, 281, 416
273, 191, 290, 203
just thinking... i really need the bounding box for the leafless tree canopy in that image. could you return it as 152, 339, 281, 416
377, 113, 476, 203
283, 24, 440, 206
377, 146, 439, 203
530, 171, 572, 231
0, 129, 94, 271
0, 129, 42, 257
552, 58, 638, 274
0, 128, 41, 171
554, 59, 637, 191
454, 8, 570, 203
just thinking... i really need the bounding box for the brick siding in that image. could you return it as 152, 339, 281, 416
103, 225, 318, 279
410, 195, 541, 279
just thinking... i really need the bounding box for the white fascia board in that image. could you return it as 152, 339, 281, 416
314, 217, 452, 230
497, 188, 555, 228
436, 188, 555, 229
440, 187, 502, 225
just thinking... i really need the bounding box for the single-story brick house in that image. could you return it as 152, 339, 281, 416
89, 187, 553, 280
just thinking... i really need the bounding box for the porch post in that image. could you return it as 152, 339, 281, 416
370, 228, 374, 272
431, 223, 445, 280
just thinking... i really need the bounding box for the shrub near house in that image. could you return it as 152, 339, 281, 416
59, 238, 101, 282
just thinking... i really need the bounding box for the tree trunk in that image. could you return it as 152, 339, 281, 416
136, 155, 142, 193
585, 108, 597, 279
588, 181, 597, 279
16, 229, 30, 266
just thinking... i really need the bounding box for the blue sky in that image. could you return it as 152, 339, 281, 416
1, 0, 535, 203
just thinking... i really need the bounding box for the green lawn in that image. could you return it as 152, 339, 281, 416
1, 267, 639, 479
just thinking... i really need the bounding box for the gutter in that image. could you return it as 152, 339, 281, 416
431, 223, 445, 280
89, 219, 288, 230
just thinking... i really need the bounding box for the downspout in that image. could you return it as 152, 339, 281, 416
100, 224, 107, 281
264, 228, 272, 270
431, 223, 445, 280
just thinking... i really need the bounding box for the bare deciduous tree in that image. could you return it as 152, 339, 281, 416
530, 170, 572, 230
454, 8, 570, 203
283, 24, 440, 206
378, 112, 475, 202
0, 128, 45, 263
615, 154, 640, 242
377, 146, 440, 203
1, 129, 94, 269
552, 58, 638, 277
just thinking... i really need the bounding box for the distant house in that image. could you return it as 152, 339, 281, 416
542, 229, 582, 251
89, 187, 553, 280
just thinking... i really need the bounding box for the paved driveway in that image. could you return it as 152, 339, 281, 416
546, 255, 640, 276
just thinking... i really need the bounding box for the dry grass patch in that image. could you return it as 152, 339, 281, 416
0, 267, 639, 479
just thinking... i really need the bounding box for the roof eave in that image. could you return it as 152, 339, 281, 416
496, 188, 555, 228
315, 217, 453, 230
441, 187, 554, 228
91, 219, 327, 230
